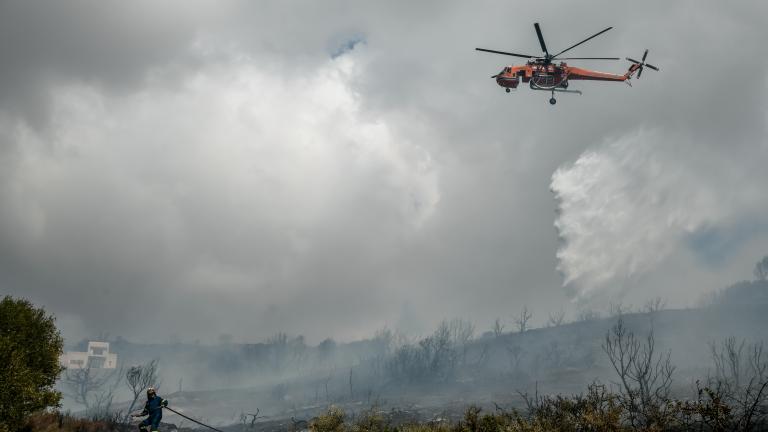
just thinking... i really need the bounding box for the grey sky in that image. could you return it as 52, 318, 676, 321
1, 0, 766, 344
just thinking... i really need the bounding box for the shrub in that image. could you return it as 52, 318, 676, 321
516, 383, 626, 431
349, 407, 391, 432
311, 406, 346, 432
21, 411, 126, 432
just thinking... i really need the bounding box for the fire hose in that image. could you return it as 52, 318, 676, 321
162, 406, 227, 432
135, 405, 227, 432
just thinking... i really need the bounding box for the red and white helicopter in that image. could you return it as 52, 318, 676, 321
477, 22, 659, 104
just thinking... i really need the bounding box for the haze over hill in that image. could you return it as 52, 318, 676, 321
54, 276, 767, 418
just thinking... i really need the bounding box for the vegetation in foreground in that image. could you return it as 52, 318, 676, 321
308, 383, 764, 432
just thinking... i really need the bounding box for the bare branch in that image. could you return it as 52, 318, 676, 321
492, 318, 505, 337
642, 297, 666, 314
602, 317, 675, 428
754, 256, 768, 281
514, 306, 532, 333
123, 359, 160, 422
547, 309, 565, 327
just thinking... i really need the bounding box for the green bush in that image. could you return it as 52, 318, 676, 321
0, 296, 64, 431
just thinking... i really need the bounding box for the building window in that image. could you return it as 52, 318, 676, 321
88, 357, 106, 368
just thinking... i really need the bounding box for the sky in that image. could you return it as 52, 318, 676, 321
1, 0, 766, 345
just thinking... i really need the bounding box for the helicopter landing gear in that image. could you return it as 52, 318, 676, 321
505, 88, 511, 93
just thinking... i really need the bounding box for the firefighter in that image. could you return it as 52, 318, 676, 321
131, 387, 168, 432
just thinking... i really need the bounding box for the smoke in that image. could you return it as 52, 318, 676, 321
0, 48, 441, 342
550, 129, 765, 301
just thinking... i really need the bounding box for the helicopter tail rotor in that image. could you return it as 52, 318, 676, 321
626, 49, 659, 78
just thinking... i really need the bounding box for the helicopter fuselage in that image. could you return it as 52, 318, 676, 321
495, 61, 640, 91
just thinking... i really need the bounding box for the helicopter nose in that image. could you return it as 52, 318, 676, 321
495, 73, 519, 89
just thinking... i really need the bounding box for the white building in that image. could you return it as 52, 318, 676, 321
60, 341, 118, 369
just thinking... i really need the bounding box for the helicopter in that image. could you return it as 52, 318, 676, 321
476, 23, 658, 104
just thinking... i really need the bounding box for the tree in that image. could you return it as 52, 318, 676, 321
384, 320, 471, 382
755, 256, 768, 281
602, 317, 675, 429
506, 344, 525, 374
445, 318, 475, 367
124, 359, 160, 422
492, 318, 505, 338
318, 337, 337, 363
609, 302, 631, 317
547, 310, 566, 327
420, 322, 458, 379
446, 318, 475, 346
514, 306, 532, 333
62, 363, 121, 415
708, 337, 768, 430
289, 335, 308, 372
642, 297, 666, 314
0, 296, 64, 431
576, 309, 601, 322
268, 332, 289, 371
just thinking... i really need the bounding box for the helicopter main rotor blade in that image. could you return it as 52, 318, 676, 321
645, 63, 659, 71
534, 22, 549, 56
556, 57, 619, 60
551, 26, 613, 59
475, 48, 536, 58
